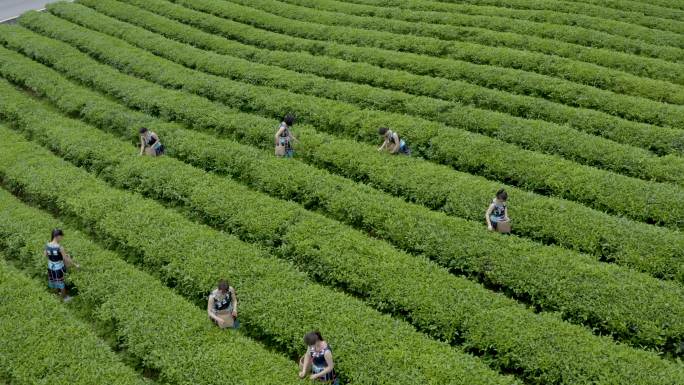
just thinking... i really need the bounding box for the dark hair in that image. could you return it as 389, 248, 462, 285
378, 127, 389, 135
496, 188, 508, 201
218, 279, 229, 292
304, 331, 324, 346
51, 228, 64, 240
283, 114, 295, 126
139, 127, 149, 134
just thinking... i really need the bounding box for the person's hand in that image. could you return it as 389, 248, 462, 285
231, 310, 238, 318
309, 374, 319, 380
75, 263, 81, 269
504, 217, 510, 222
487, 225, 494, 231
298, 371, 307, 379
216, 318, 225, 328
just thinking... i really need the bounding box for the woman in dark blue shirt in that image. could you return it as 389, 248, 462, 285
299, 331, 338, 384
45, 229, 79, 301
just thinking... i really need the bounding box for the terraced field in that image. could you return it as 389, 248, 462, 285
0, 0, 682, 384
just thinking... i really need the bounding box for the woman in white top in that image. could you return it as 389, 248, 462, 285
207, 279, 238, 329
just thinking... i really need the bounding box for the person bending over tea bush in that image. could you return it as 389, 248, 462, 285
378, 127, 410, 155
139, 127, 165, 156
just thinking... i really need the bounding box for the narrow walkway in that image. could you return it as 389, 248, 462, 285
0, 0, 67, 23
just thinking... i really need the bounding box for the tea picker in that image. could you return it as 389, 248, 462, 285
207, 279, 239, 329
275, 114, 299, 158
377, 127, 411, 155
45, 229, 80, 302
139, 127, 165, 157
299, 331, 339, 384
486, 189, 511, 234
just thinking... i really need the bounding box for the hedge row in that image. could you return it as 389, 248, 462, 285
0, 127, 511, 385
254, 0, 684, 84
628, 0, 684, 11
234, 0, 684, 90
303, 0, 684, 62
25, 9, 684, 188
631, 0, 684, 11
6, 25, 684, 230
0, 191, 304, 385
111, 0, 684, 127
5, 80, 684, 382
56, 0, 684, 158
350, 0, 684, 48
442, 0, 684, 34
566, 0, 684, 21
3, 52, 683, 354
1, 33, 683, 281
2, 31, 683, 283
167, 0, 684, 106
0, 254, 146, 385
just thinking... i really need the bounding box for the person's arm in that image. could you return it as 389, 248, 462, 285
289, 132, 299, 143
390, 133, 401, 153
139, 135, 145, 155
207, 295, 224, 326
275, 126, 285, 145
230, 287, 238, 318
299, 351, 312, 378
485, 204, 494, 231
378, 138, 388, 151
311, 350, 334, 380
504, 205, 510, 222
61, 246, 79, 269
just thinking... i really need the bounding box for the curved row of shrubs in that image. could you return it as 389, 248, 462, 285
6, 25, 684, 230
166, 0, 684, 105
246, 0, 684, 84
112, 0, 684, 126
564, 0, 684, 21
0, 252, 147, 385
441, 0, 684, 33
3, 50, 684, 355
55, 0, 684, 157
354, 0, 684, 48
0, 125, 512, 385
2, 31, 683, 280
296, 0, 684, 62
0, 188, 301, 385
6, 80, 684, 380
6, 25, 684, 275
23, 9, 684, 188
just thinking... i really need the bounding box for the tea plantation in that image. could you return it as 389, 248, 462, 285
0, 0, 683, 384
